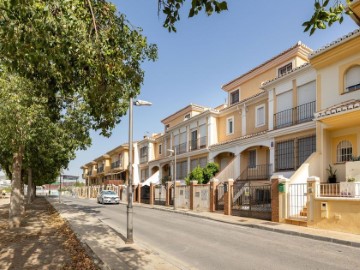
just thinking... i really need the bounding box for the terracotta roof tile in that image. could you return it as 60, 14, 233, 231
210, 131, 268, 148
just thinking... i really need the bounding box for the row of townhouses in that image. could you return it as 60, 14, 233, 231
79, 1, 360, 234
81, 22, 360, 186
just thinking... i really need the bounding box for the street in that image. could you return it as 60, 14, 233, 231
62, 197, 360, 270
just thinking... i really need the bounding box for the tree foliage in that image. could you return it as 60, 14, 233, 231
158, 0, 228, 32
158, 0, 354, 34
185, 162, 219, 184
0, 0, 157, 224
303, 0, 353, 35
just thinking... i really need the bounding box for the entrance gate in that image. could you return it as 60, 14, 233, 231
154, 184, 166, 205
216, 183, 224, 210
288, 183, 307, 219
232, 181, 272, 220
141, 185, 150, 204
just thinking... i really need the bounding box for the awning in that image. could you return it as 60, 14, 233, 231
142, 171, 160, 186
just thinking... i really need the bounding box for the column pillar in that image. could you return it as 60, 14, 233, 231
209, 179, 219, 212
149, 183, 155, 205
165, 181, 172, 206
190, 180, 197, 210
307, 176, 320, 224
224, 178, 234, 215
271, 175, 289, 222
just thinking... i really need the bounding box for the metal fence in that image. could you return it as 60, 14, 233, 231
232, 181, 271, 220
154, 185, 166, 205
288, 183, 307, 219
216, 183, 224, 211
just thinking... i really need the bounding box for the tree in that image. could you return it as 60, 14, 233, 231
158, 0, 354, 34
0, 0, 157, 226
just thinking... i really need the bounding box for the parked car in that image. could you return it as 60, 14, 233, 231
97, 190, 120, 204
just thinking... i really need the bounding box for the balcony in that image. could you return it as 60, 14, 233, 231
274, 101, 315, 130
189, 136, 207, 151
97, 166, 104, 173
239, 164, 273, 181
174, 142, 187, 155
140, 156, 148, 164
111, 160, 121, 169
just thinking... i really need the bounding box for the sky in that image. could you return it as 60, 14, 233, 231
58, 0, 360, 181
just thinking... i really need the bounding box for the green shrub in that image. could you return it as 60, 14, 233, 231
203, 162, 219, 184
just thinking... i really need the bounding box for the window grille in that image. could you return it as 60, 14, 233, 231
275, 140, 294, 171
297, 135, 316, 167
337, 140, 352, 163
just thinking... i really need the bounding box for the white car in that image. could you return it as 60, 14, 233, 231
97, 190, 120, 204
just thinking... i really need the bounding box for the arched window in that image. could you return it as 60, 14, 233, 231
337, 140, 352, 163
345, 65, 360, 93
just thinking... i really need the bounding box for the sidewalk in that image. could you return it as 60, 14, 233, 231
49, 198, 189, 270
49, 197, 360, 270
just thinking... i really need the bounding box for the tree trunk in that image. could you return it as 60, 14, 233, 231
27, 168, 34, 204
9, 146, 25, 228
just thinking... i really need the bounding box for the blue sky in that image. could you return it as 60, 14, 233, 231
60, 0, 359, 180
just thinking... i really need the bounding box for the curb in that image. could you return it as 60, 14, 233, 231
47, 198, 110, 270
129, 202, 360, 249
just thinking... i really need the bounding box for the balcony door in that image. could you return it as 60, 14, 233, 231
191, 130, 198, 150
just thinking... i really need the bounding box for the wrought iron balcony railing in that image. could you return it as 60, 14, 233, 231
189, 136, 207, 151
274, 101, 315, 130
111, 160, 121, 169
239, 164, 273, 181
174, 142, 187, 155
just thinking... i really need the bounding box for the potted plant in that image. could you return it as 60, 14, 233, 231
326, 164, 337, 183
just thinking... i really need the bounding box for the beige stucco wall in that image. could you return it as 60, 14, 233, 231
274, 129, 316, 143
309, 198, 360, 234
311, 40, 360, 111
217, 110, 242, 142
346, 161, 360, 182
246, 100, 268, 135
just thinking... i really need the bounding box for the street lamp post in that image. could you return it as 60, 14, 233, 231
127, 98, 152, 244
167, 148, 177, 210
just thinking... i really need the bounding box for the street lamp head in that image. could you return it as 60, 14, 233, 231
134, 100, 152, 106
167, 149, 174, 153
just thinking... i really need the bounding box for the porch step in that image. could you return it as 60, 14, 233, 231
285, 218, 307, 227
300, 207, 307, 217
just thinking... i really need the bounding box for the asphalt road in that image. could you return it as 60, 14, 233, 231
62, 197, 360, 270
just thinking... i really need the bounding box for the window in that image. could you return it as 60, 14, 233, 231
337, 140, 352, 163
255, 104, 265, 127
275, 140, 294, 171
191, 130, 198, 150
248, 150, 256, 168
226, 116, 234, 135
278, 63, 292, 77
345, 66, 360, 93
140, 146, 148, 163
141, 169, 149, 182
176, 161, 188, 180
297, 135, 316, 167
230, 90, 239, 105
184, 113, 191, 120
158, 144, 162, 155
